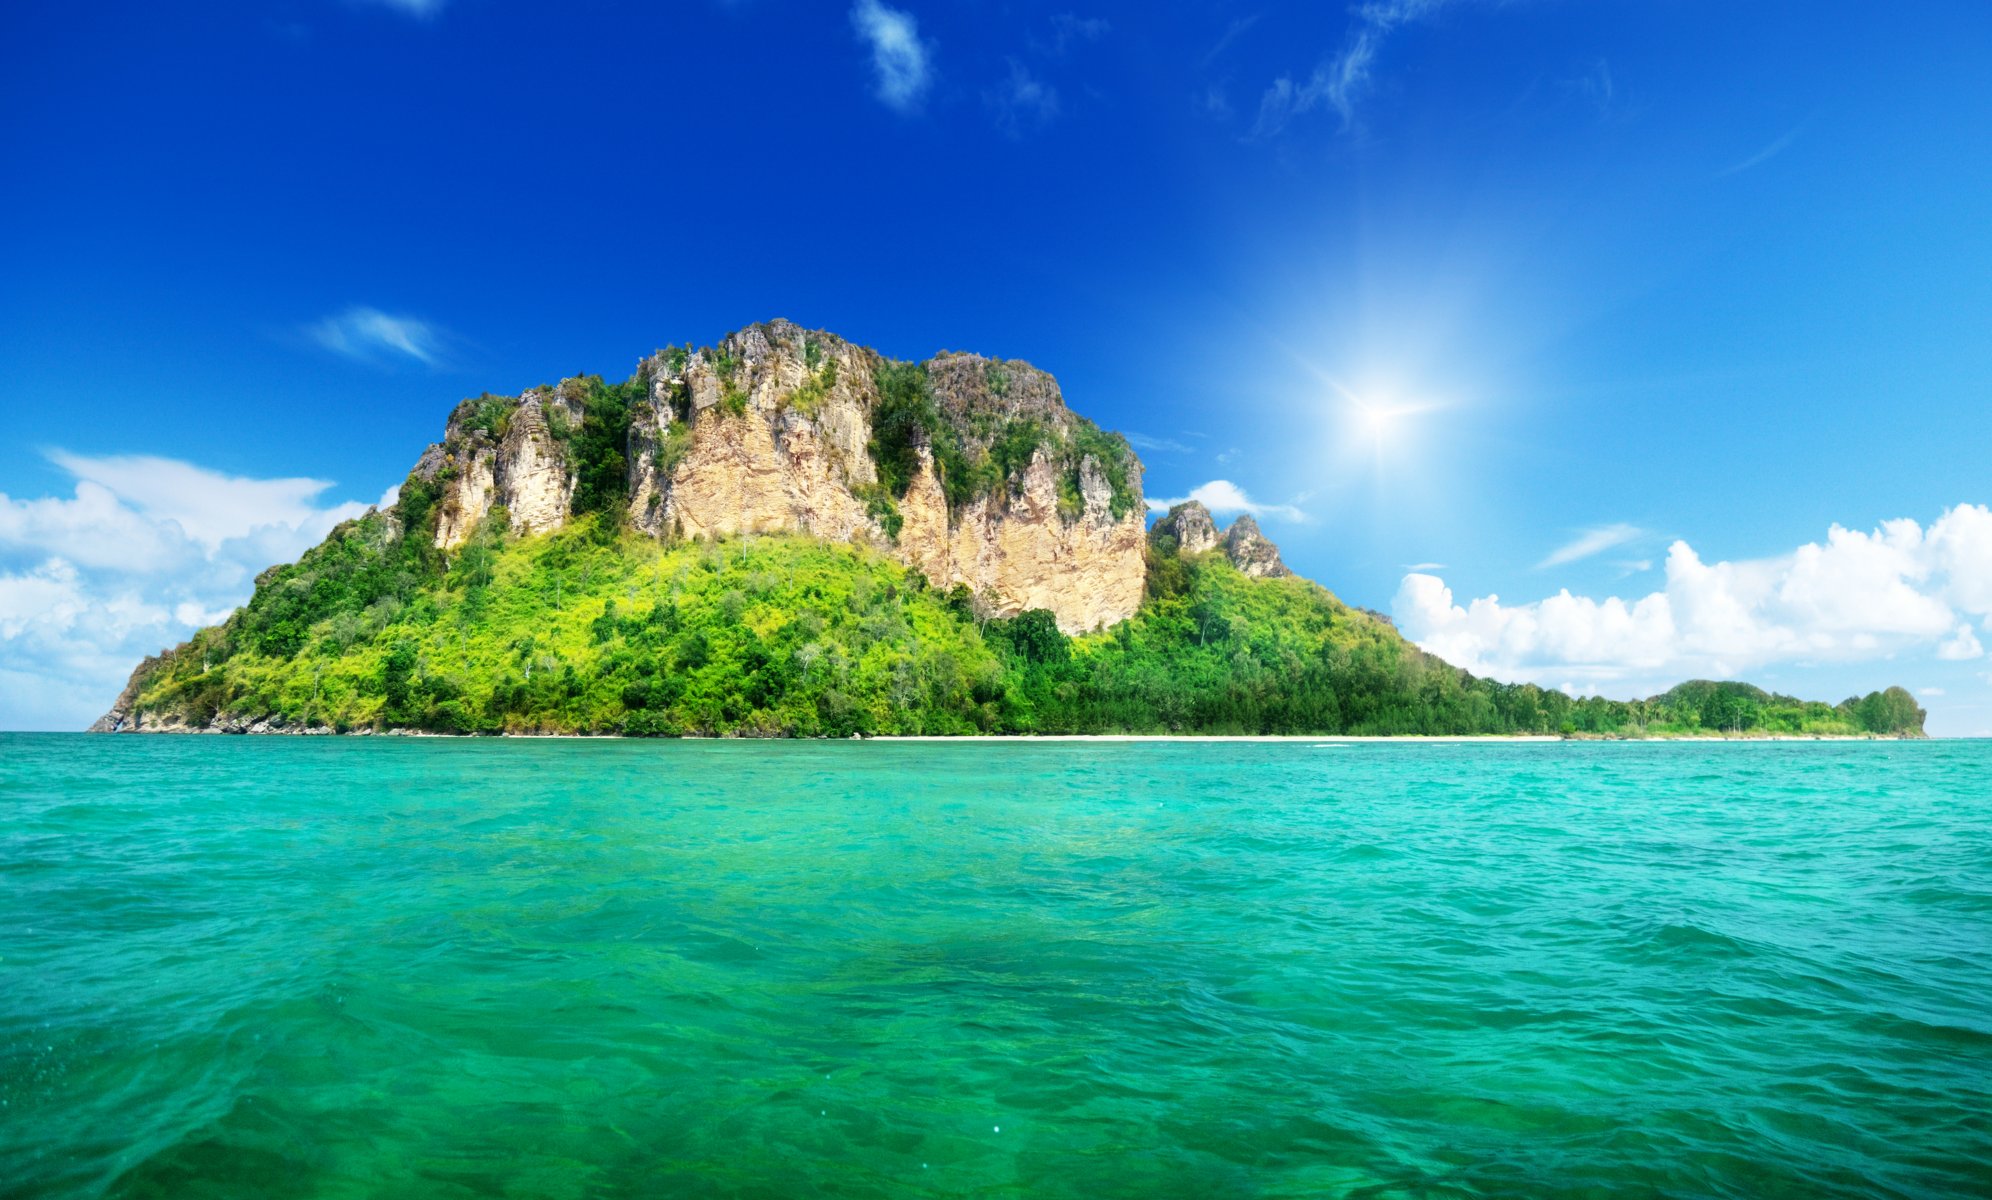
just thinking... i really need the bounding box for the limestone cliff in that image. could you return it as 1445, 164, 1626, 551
1149, 500, 1294, 578
409, 320, 1148, 633
425, 387, 587, 548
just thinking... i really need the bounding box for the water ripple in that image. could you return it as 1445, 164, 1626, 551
1, 736, 1988, 1198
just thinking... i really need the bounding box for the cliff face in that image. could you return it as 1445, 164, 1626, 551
425, 388, 587, 548
412, 320, 1146, 633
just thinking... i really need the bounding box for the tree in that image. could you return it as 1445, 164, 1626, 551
1005, 609, 1069, 666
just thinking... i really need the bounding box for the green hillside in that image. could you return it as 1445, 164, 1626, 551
112, 502, 1926, 738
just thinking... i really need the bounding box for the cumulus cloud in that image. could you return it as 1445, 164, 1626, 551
1146, 480, 1304, 522
307, 305, 445, 367
1253, 0, 1461, 138
987, 59, 1060, 137
1393, 506, 1992, 692
1938, 624, 1984, 661
1539, 523, 1645, 569
0, 452, 379, 731
850, 0, 933, 114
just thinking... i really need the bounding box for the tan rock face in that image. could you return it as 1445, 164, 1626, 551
496, 393, 580, 536
630, 322, 882, 544
1150, 500, 1220, 555
412, 319, 1150, 633
896, 447, 1146, 633
433, 437, 497, 549
431, 390, 582, 548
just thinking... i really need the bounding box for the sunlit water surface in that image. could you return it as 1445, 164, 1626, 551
3, 735, 1989, 1198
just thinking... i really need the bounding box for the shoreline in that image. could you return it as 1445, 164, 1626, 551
83, 727, 1923, 743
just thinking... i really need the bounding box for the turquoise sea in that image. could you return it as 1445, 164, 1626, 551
3, 735, 1988, 1198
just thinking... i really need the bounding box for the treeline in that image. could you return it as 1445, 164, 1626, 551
121, 508, 1925, 739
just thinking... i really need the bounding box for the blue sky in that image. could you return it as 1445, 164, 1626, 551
4, 0, 1991, 732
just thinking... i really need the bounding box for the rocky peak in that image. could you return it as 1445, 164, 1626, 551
1222, 514, 1292, 578
1149, 500, 1221, 556
924, 352, 1070, 444
409, 319, 1149, 633
1150, 503, 1293, 578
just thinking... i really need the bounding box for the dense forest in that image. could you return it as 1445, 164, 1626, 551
114, 501, 1926, 739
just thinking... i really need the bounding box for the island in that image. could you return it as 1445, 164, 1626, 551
93, 321, 1926, 739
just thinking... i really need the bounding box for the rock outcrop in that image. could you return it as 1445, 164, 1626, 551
1147, 501, 1293, 579
1223, 514, 1293, 578
408, 319, 1148, 633
1149, 501, 1220, 555
428, 388, 586, 548
87, 651, 167, 732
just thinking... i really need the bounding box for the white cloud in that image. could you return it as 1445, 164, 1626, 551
1146, 480, 1304, 522
1538, 523, 1645, 569
1404, 561, 1446, 571
850, 0, 933, 115
1393, 506, 1992, 693
987, 59, 1060, 137
1253, 0, 1461, 138
1938, 624, 1984, 661
46, 452, 365, 550
1920, 687, 1946, 697
0, 452, 383, 731
307, 306, 444, 367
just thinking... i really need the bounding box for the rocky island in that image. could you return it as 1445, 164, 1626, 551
93, 321, 1925, 738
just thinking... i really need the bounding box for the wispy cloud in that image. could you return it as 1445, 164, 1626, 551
850, 0, 933, 115
1202, 14, 1262, 69
306, 306, 445, 367
1034, 13, 1108, 57
1253, 0, 1461, 139
1538, 523, 1644, 569
1716, 122, 1806, 178
986, 59, 1060, 137
0, 452, 380, 730
1566, 58, 1615, 117
1405, 561, 1446, 571
356, 0, 447, 18
1124, 432, 1194, 454
1146, 480, 1305, 522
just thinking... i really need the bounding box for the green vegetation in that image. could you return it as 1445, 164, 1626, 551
120, 513, 1925, 738
456, 392, 514, 440
133, 516, 1004, 736
867, 360, 1140, 521
783, 356, 838, 419
707, 344, 749, 417
559, 374, 648, 519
